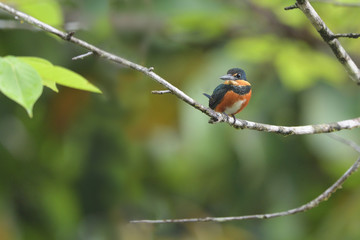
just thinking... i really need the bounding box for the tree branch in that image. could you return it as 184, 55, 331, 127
132, 156, 360, 223
327, 134, 360, 153
151, 90, 172, 94
291, 0, 360, 85
1, 2, 360, 135
284, 4, 299, 10
72, 51, 94, 60
131, 134, 360, 223
331, 33, 360, 40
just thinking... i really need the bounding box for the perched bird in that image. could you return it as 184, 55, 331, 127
204, 68, 251, 122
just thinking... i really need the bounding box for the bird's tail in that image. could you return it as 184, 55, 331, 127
203, 93, 211, 99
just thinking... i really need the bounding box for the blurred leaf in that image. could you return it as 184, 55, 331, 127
274, 42, 344, 90
316, 2, 360, 33
228, 36, 344, 91
275, 44, 315, 90
18, 57, 102, 93
314, 190, 360, 240
18, 57, 58, 92
51, 66, 102, 93
226, 35, 280, 62
253, 0, 306, 28
0, 56, 43, 117
5, 0, 63, 27
40, 184, 79, 238
168, 10, 231, 42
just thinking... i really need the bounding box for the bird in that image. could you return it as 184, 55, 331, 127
203, 68, 251, 122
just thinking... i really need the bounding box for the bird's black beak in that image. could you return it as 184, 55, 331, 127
220, 74, 237, 81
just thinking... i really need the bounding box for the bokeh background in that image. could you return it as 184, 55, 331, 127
1, 0, 360, 239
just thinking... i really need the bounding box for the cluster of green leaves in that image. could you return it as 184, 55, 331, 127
1, 1, 101, 117
0, 56, 101, 117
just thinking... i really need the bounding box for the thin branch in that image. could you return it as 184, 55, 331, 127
1, 3, 360, 135
331, 33, 360, 40
72, 51, 94, 60
230, 117, 360, 135
284, 4, 299, 10
132, 135, 360, 223
327, 134, 360, 153
294, 0, 360, 85
132, 153, 360, 223
151, 90, 172, 94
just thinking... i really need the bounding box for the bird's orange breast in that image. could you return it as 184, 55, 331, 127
214, 80, 251, 115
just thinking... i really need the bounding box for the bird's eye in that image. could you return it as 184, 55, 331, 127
236, 73, 241, 78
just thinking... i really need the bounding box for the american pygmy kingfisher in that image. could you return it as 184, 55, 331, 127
203, 68, 251, 121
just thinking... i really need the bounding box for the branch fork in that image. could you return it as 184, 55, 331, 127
284, 0, 360, 84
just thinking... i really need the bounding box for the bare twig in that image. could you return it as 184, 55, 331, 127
151, 90, 172, 94
331, 33, 360, 39
294, 0, 360, 85
231, 117, 360, 135
132, 135, 360, 223
1, 2, 360, 135
284, 3, 299, 10
65, 31, 75, 40
131, 154, 360, 223
327, 134, 360, 153
72, 51, 94, 60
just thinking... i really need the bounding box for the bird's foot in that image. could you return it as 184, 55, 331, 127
208, 113, 236, 125
223, 113, 236, 125
230, 114, 237, 125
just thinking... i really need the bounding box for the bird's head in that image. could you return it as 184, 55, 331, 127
220, 68, 247, 81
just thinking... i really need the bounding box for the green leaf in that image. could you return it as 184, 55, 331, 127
0, 56, 43, 117
50, 66, 102, 93
18, 57, 102, 93
18, 57, 58, 92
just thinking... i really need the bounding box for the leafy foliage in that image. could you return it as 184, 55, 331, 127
19, 57, 102, 93
18, 57, 59, 92
0, 56, 43, 117
0, 56, 101, 117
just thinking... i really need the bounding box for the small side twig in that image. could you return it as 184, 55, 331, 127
284, 3, 299, 10
331, 33, 360, 40
293, 0, 360, 84
327, 134, 360, 153
151, 90, 172, 94
65, 31, 75, 41
72, 51, 94, 60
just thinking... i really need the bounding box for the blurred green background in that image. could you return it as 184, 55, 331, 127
1, 0, 360, 239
